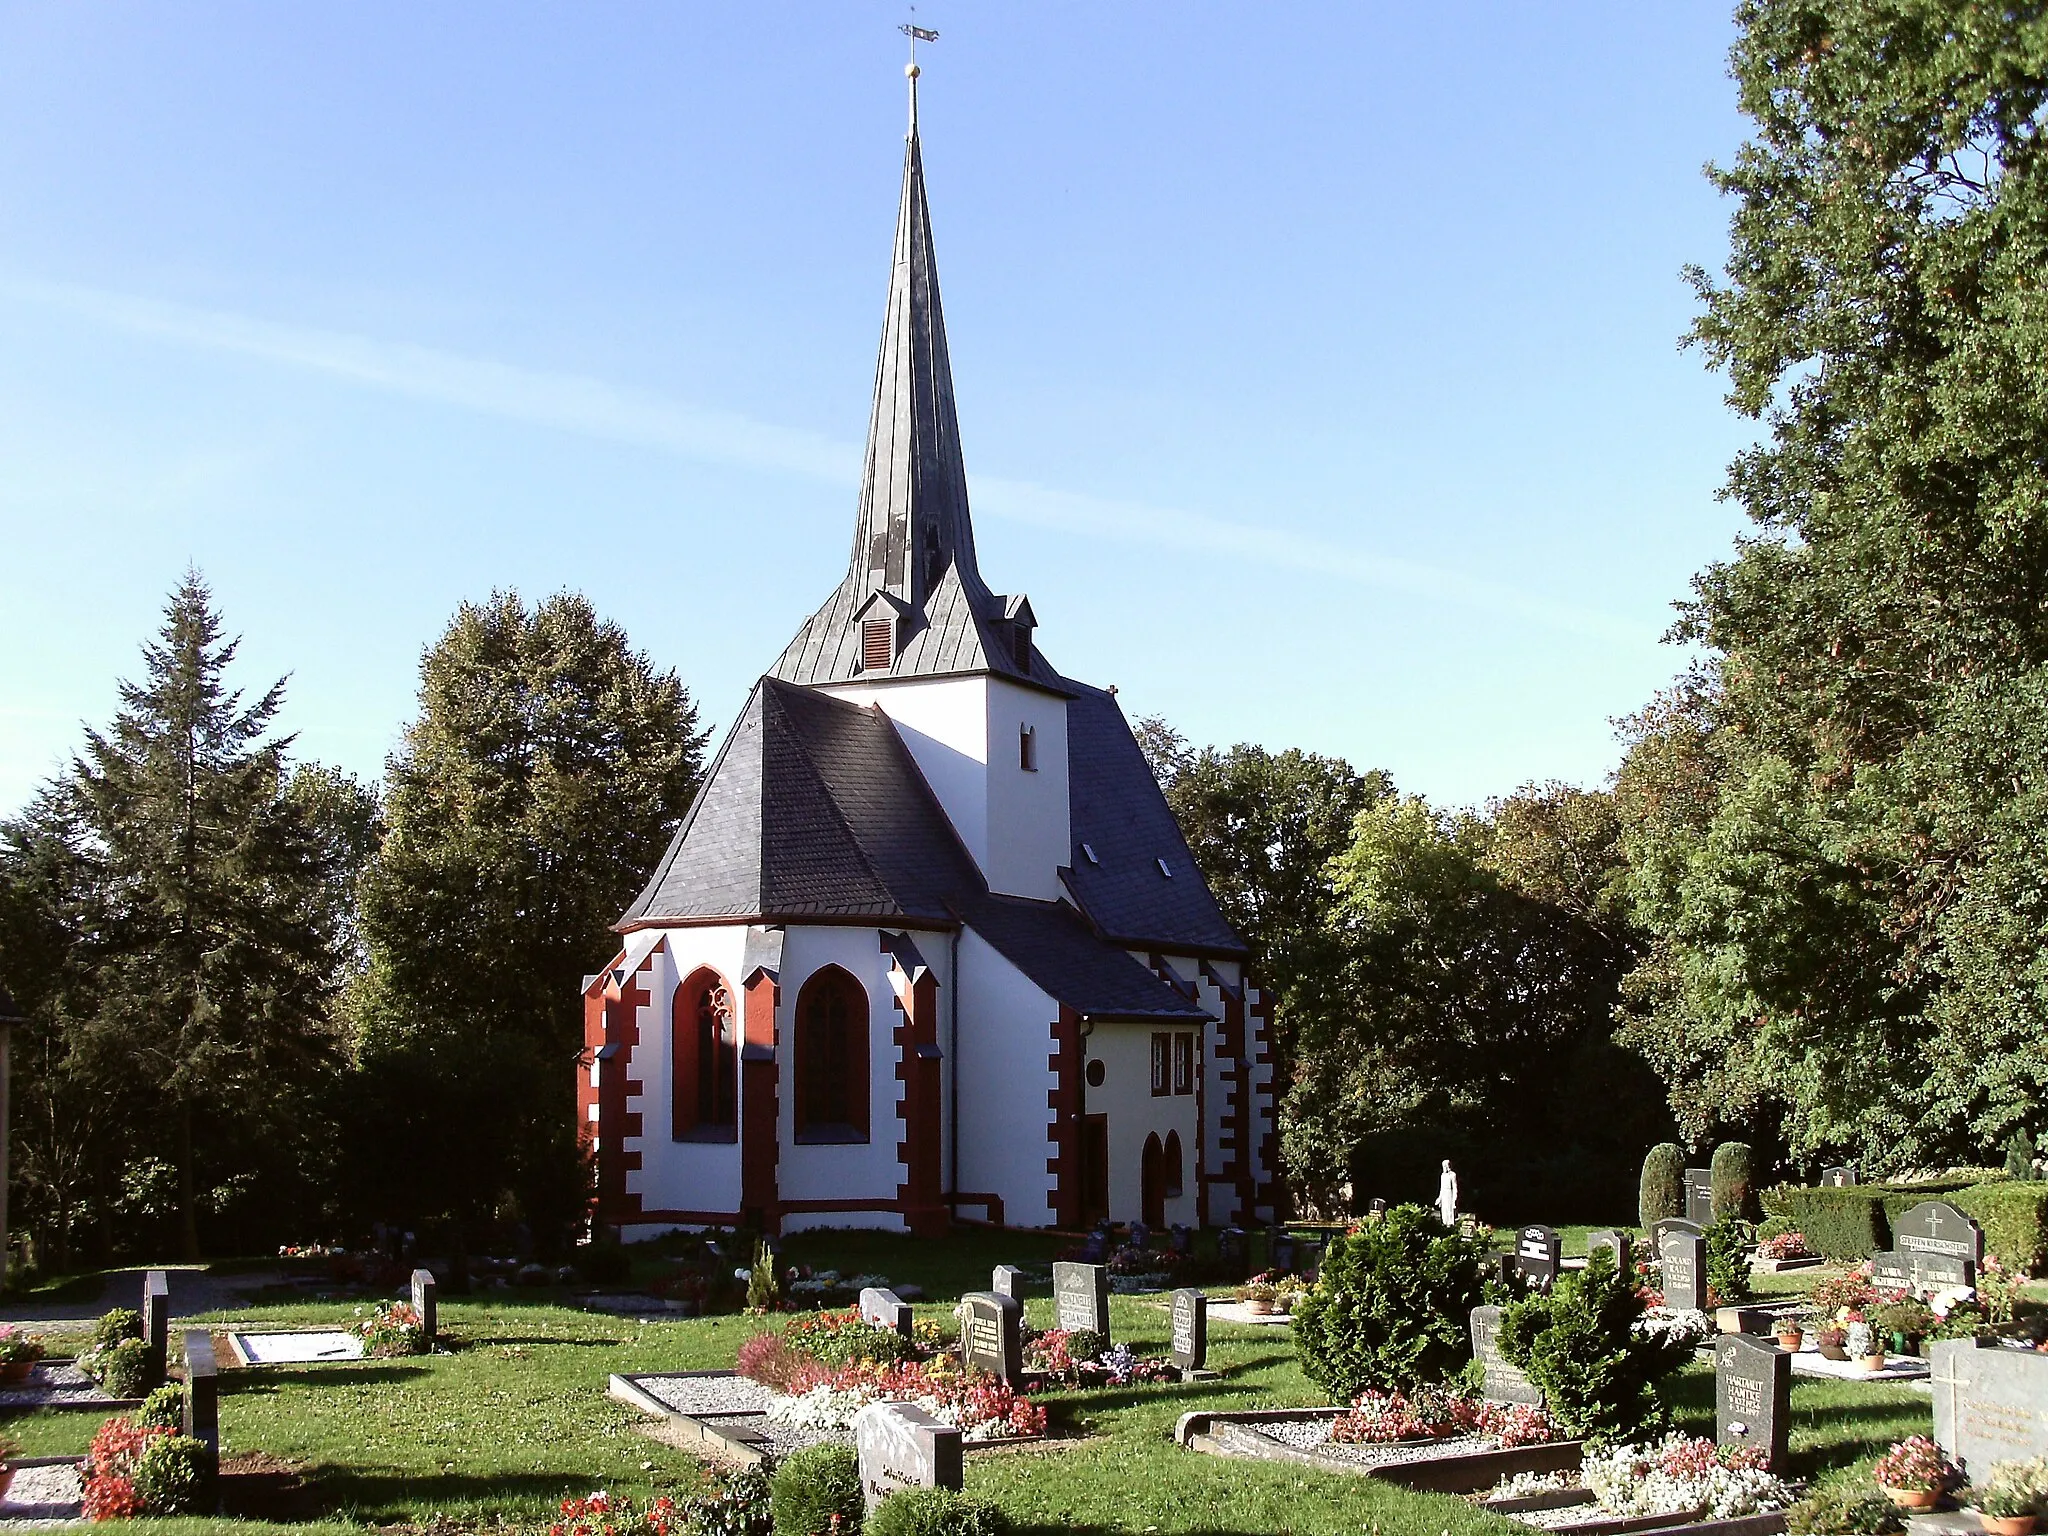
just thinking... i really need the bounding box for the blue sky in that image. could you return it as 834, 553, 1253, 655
0, 3, 1755, 814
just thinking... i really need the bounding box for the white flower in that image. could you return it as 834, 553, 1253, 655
1635, 1308, 1714, 1349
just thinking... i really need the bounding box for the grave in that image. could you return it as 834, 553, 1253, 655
143, 1269, 171, 1385
411, 1268, 438, 1342
1052, 1261, 1111, 1339
855, 1400, 962, 1512
1170, 1288, 1208, 1378
1216, 1228, 1247, 1273
0, 1458, 86, 1521
1821, 1164, 1856, 1187
1130, 1220, 1151, 1251
1685, 1168, 1714, 1225
860, 1285, 914, 1339
1660, 1226, 1708, 1312
183, 1330, 219, 1451
1871, 1251, 1914, 1292
1514, 1226, 1561, 1290
227, 1330, 366, 1365
1469, 1305, 1543, 1406
1268, 1227, 1298, 1273
1929, 1339, 2048, 1479
1715, 1334, 1790, 1472
1895, 1202, 1983, 1289
1369, 1198, 1388, 1218
960, 1291, 1023, 1385
1586, 1230, 1630, 1273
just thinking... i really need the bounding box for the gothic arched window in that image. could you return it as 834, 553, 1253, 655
1164, 1130, 1185, 1198
794, 966, 869, 1143
673, 969, 737, 1142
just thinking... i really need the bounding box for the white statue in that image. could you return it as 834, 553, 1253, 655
1436, 1160, 1458, 1227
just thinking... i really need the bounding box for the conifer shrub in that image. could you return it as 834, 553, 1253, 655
768, 1445, 863, 1536
864, 1488, 1010, 1536
1292, 1203, 1493, 1401
745, 1239, 783, 1312
1711, 1142, 1760, 1221
1639, 1144, 1685, 1232
1705, 1217, 1754, 1304
1495, 1248, 1692, 1444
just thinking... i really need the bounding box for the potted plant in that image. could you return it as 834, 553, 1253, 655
1971, 1458, 2048, 1536
1235, 1279, 1279, 1316
1775, 1314, 1806, 1350
1815, 1323, 1850, 1361
1874, 1436, 1957, 1511
0, 1326, 45, 1384
1875, 1297, 1936, 1358
1846, 1315, 1886, 1371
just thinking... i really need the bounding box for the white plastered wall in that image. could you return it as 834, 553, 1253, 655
1083, 1018, 1202, 1227
822, 675, 1071, 902
1194, 957, 1244, 1227
953, 927, 1061, 1224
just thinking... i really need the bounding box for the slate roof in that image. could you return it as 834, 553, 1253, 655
619, 678, 1211, 1019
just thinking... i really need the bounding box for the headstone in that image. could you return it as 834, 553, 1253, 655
1216, 1227, 1245, 1273
1514, 1225, 1561, 1290
1686, 1167, 1715, 1225
1822, 1164, 1856, 1187
410, 1268, 438, 1342
1130, 1220, 1151, 1251
860, 1285, 914, 1339
991, 1266, 1026, 1301
959, 1291, 1023, 1384
1660, 1226, 1708, 1312
1171, 1223, 1193, 1254
1080, 1231, 1109, 1264
1268, 1227, 1297, 1273
1870, 1251, 1914, 1292
1458, 1213, 1479, 1237
1368, 1198, 1388, 1218
1051, 1262, 1111, 1339
182, 1329, 219, 1451
143, 1270, 170, 1385
1895, 1202, 1983, 1288
1587, 1229, 1630, 1273
1654, 1216, 1704, 1247
1930, 1339, 2048, 1480
1169, 1288, 1208, 1376
854, 1400, 963, 1512
1469, 1305, 1543, 1406
1715, 1335, 1790, 1472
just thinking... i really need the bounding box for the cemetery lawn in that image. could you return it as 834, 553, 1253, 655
0, 1233, 1932, 1536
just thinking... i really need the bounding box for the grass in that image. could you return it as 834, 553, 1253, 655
0, 1234, 1935, 1536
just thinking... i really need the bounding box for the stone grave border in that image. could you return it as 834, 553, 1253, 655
610, 1371, 1046, 1466
0, 1453, 90, 1522
1172, 1406, 1583, 1493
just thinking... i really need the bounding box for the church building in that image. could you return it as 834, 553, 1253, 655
579, 72, 1276, 1237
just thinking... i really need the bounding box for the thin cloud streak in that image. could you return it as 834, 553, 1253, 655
2, 275, 1647, 642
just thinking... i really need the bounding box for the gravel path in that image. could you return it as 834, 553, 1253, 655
0, 1267, 285, 1330
1249, 1419, 1495, 1468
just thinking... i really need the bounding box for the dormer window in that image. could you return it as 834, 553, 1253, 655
1019, 724, 1038, 772
861, 619, 893, 673
1013, 624, 1032, 670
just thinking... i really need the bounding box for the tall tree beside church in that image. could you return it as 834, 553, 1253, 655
349, 591, 706, 1254
65, 572, 343, 1259
1620, 0, 2048, 1168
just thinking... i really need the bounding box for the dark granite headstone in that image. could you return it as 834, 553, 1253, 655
1216, 1227, 1246, 1271
182, 1329, 219, 1451
1268, 1227, 1297, 1273
143, 1270, 170, 1385
1052, 1262, 1111, 1339
855, 1400, 963, 1512
1930, 1339, 2048, 1480
959, 1292, 1023, 1384
1870, 1251, 1914, 1292
1661, 1227, 1708, 1312
860, 1285, 914, 1339
1896, 1203, 1983, 1288
1169, 1224, 1193, 1255
1130, 1221, 1151, 1251
1716, 1334, 1790, 1472
1169, 1288, 1207, 1375
1470, 1305, 1543, 1405
1587, 1229, 1630, 1273
1080, 1233, 1109, 1264
990, 1266, 1026, 1301
1821, 1164, 1856, 1187
1686, 1167, 1715, 1225
410, 1268, 438, 1342
1514, 1225, 1561, 1290
1369, 1198, 1388, 1218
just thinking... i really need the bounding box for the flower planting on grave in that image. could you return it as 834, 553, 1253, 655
1759, 1230, 1815, 1260
1967, 1457, 2048, 1529
549, 1467, 772, 1536
1105, 1243, 1185, 1289
355, 1300, 431, 1356
1328, 1384, 1560, 1448
1785, 1479, 1907, 1536
1873, 1436, 1960, 1503
1019, 1327, 1175, 1386
0, 1322, 47, 1379
81, 1409, 217, 1521
1577, 1434, 1797, 1520
1232, 1271, 1308, 1314
1495, 1248, 1695, 1443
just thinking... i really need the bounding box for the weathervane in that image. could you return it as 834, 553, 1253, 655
899, 15, 938, 131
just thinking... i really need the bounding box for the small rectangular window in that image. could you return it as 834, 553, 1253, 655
861, 619, 893, 672
1173, 1032, 1195, 1095
1080, 842, 1098, 864
1013, 625, 1032, 670
1019, 724, 1037, 771
1150, 1033, 1171, 1096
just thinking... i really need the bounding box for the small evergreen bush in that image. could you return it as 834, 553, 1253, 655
769, 1444, 864, 1536
90, 1308, 144, 1353
2006, 1130, 2034, 1181
1711, 1142, 1759, 1221
745, 1239, 783, 1312
1292, 1203, 1494, 1401
135, 1383, 185, 1431
1495, 1249, 1690, 1444
1705, 1217, 1754, 1305
1785, 1479, 1905, 1535
1639, 1144, 1685, 1232
92, 1338, 158, 1398
864, 1488, 1011, 1536
130, 1432, 215, 1514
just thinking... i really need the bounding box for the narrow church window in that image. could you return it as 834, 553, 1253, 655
1173, 1031, 1195, 1095
1150, 1033, 1171, 1097
861, 619, 893, 672
1164, 1130, 1185, 1197
673, 970, 737, 1143
1019, 724, 1037, 771
795, 965, 870, 1143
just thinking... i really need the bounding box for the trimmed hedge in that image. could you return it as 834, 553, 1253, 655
1711, 1142, 1759, 1222
1761, 1179, 2048, 1273
1759, 1185, 1889, 1261
1640, 1143, 1685, 1232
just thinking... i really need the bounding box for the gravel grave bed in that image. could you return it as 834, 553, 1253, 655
701, 1413, 842, 1457
634, 1375, 777, 1417
0, 1363, 118, 1411
0, 1462, 85, 1523
1248, 1419, 1495, 1468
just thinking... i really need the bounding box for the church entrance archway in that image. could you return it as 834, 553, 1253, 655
1141, 1132, 1166, 1228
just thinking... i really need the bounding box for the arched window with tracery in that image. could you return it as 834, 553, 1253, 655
1164, 1130, 1185, 1198
673, 969, 737, 1142
794, 965, 869, 1143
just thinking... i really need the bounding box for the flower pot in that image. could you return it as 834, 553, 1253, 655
1776, 1332, 1804, 1351
0, 1360, 33, 1384
1884, 1488, 1940, 1511
1980, 1516, 2038, 1536
1861, 1353, 1888, 1372
1243, 1298, 1274, 1316
1818, 1341, 1849, 1361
